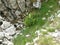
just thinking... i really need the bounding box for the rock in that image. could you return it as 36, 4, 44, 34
0, 32, 4, 40
5, 25, 16, 36
25, 34, 30, 37
15, 10, 21, 16
35, 30, 41, 36
48, 31, 60, 38
8, 0, 18, 9
1, 21, 11, 29
4, 33, 13, 40
42, 17, 46, 20
3, 40, 14, 45
17, 0, 26, 12
25, 0, 31, 7
0, 0, 6, 11
33, 0, 41, 8
7, 41, 14, 45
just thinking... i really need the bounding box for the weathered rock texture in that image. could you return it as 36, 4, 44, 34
0, 0, 41, 45
0, 0, 41, 23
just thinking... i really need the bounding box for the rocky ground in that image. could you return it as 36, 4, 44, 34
0, 16, 22, 45
0, 0, 41, 45
0, 0, 60, 45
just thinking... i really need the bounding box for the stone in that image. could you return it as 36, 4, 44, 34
4, 33, 13, 40
25, 34, 30, 37
5, 25, 16, 36
7, 41, 14, 45
0, 32, 4, 40
0, 0, 6, 11
1, 21, 11, 29
42, 17, 46, 20
15, 10, 21, 16
17, 0, 26, 12
33, 0, 41, 8
35, 30, 41, 36
3, 40, 14, 45
25, 0, 31, 7
8, 0, 18, 9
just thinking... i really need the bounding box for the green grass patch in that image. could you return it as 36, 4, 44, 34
13, 0, 60, 45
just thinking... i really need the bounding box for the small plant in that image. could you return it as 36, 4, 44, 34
24, 12, 46, 27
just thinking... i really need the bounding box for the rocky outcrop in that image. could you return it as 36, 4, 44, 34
0, 16, 21, 45
0, 0, 41, 22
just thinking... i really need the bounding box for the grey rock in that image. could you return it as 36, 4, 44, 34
5, 25, 16, 36
15, 10, 21, 16
4, 33, 13, 40
33, 0, 41, 8
0, 32, 4, 40
8, 0, 18, 9
3, 40, 14, 45
1, 21, 11, 29
17, 0, 26, 12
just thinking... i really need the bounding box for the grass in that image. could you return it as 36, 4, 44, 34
13, 0, 60, 45
34, 35, 60, 45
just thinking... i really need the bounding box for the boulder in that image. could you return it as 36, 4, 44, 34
17, 0, 26, 12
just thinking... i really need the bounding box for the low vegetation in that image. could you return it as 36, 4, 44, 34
13, 0, 60, 45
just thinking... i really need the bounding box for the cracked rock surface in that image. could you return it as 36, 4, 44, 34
0, 16, 21, 45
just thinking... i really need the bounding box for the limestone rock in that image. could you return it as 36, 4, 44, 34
5, 25, 16, 36
33, 0, 41, 8
4, 33, 13, 40
17, 0, 26, 12
1, 21, 11, 29
0, 32, 4, 40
